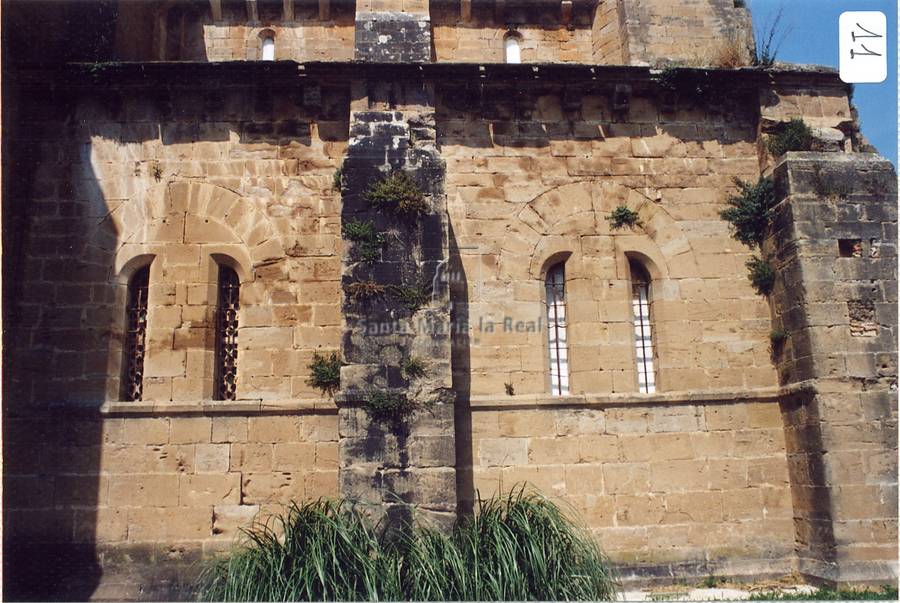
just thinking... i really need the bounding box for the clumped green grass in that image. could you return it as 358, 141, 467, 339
198, 487, 619, 601
199, 500, 401, 602
748, 585, 898, 601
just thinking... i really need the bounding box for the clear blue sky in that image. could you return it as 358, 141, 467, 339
749, 0, 897, 167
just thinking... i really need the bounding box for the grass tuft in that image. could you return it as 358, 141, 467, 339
198, 486, 619, 601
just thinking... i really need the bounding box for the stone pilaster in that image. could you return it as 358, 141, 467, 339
336, 77, 456, 530
766, 152, 898, 585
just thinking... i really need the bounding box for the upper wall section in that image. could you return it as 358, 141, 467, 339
114, 0, 357, 62
4, 0, 752, 66
618, 0, 754, 67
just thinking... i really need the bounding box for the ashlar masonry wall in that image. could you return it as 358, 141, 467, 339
4, 70, 349, 600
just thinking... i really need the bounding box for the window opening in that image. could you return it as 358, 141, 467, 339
122, 266, 150, 401
545, 262, 569, 396
214, 266, 240, 400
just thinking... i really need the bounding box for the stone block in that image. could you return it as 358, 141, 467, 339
122, 418, 170, 446
179, 473, 241, 506
170, 417, 211, 444
195, 444, 230, 473
478, 438, 528, 467
248, 416, 299, 443
211, 417, 248, 443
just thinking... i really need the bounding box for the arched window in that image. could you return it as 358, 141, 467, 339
122, 266, 150, 401
504, 32, 522, 64
630, 260, 656, 393
261, 34, 275, 61
214, 265, 240, 400
545, 262, 569, 396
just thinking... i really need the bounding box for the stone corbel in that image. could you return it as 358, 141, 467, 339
209, 0, 222, 21
319, 0, 330, 21
246, 0, 259, 22
561, 0, 573, 29
495, 0, 506, 24
283, 0, 294, 21
460, 0, 472, 22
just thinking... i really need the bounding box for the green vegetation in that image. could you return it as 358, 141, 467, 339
305, 351, 341, 396
748, 585, 898, 601
342, 218, 386, 263
199, 487, 619, 602
608, 205, 642, 230
389, 283, 430, 313
767, 118, 814, 157
505, 382, 515, 396
747, 256, 776, 296
720, 177, 776, 248
366, 171, 428, 217
332, 166, 343, 192
363, 390, 419, 423
770, 328, 789, 349
401, 356, 427, 380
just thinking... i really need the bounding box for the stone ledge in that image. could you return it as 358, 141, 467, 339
45, 398, 339, 416
468, 384, 794, 409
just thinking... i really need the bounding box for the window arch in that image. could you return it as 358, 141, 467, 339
504, 32, 522, 64
122, 265, 150, 401
630, 260, 656, 393
545, 261, 569, 396
214, 265, 240, 401
260, 31, 275, 61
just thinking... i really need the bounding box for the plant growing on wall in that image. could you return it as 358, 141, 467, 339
366, 172, 428, 217
388, 284, 430, 313
347, 280, 386, 302
720, 176, 776, 248
306, 351, 341, 396
342, 219, 386, 263
767, 118, 814, 157
332, 167, 343, 192
363, 390, 420, 424
607, 206, 642, 230
401, 356, 427, 380
746, 256, 776, 296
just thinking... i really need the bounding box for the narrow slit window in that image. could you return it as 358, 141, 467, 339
504, 34, 522, 64
214, 266, 240, 401
261, 35, 275, 61
122, 266, 150, 401
545, 262, 569, 396
630, 261, 656, 393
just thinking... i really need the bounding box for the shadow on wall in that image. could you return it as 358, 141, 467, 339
2, 67, 348, 598
449, 222, 475, 514
3, 89, 113, 600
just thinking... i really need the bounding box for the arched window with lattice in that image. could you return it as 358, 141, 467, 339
122, 266, 150, 401
214, 265, 240, 400
545, 261, 569, 396
630, 259, 656, 393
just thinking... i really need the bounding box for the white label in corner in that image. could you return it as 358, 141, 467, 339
840, 11, 888, 83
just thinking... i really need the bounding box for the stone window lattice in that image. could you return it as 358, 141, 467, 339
122, 266, 150, 401
545, 262, 569, 396
214, 266, 240, 400
630, 260, 656, 393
